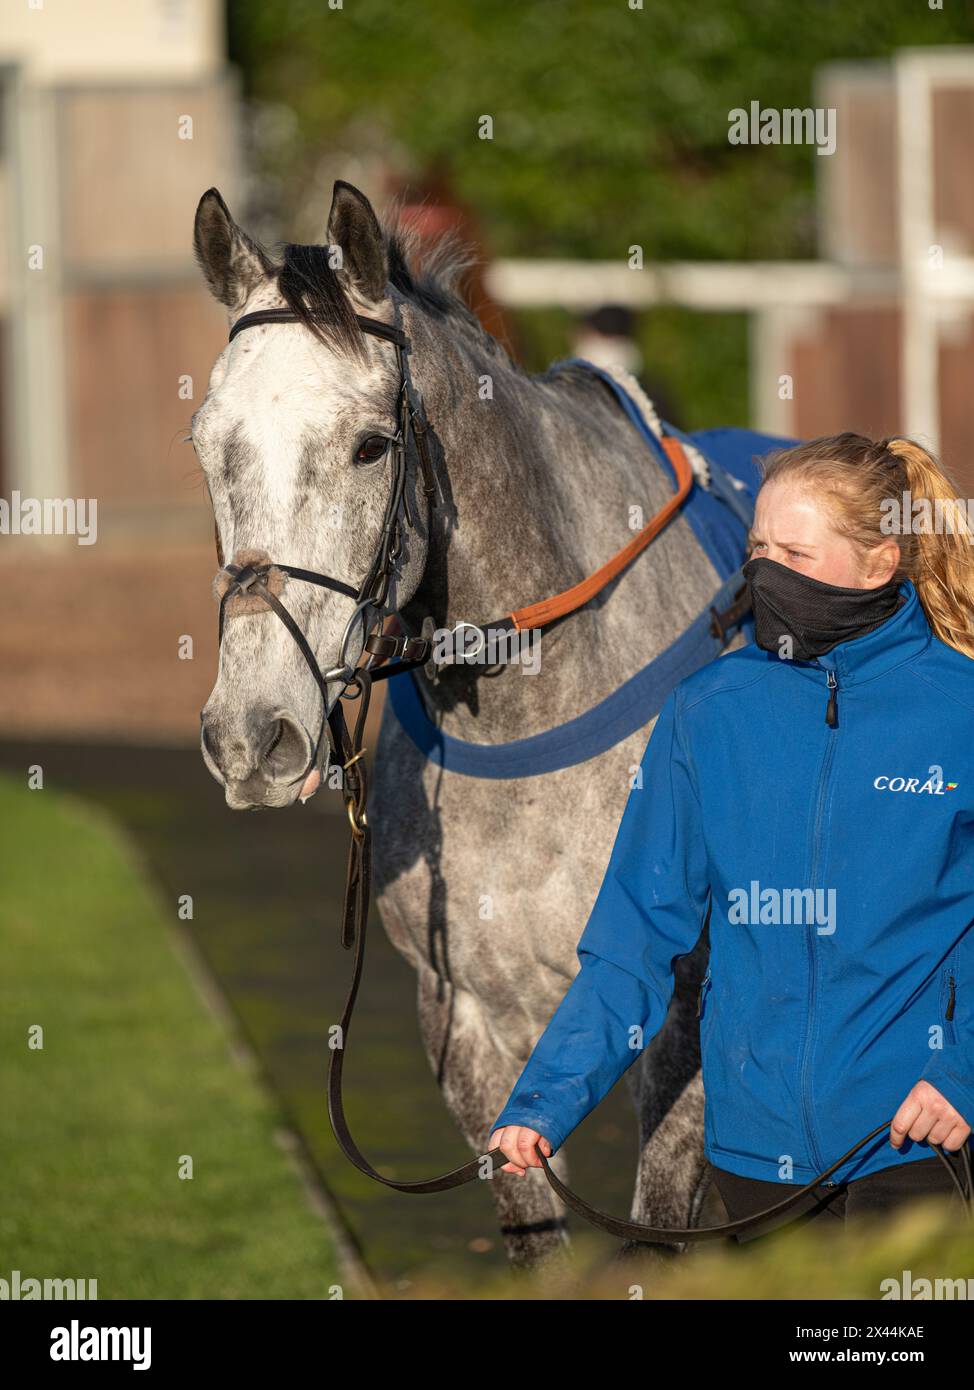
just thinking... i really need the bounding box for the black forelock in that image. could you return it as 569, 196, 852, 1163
273, 215, 509, 362
276, 243, 367, 358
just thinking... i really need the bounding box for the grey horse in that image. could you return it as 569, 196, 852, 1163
193, 180, 735, 1274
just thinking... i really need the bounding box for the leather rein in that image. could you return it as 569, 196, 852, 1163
211, 305, 973, 1245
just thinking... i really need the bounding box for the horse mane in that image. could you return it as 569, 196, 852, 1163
272, 197, 511, 363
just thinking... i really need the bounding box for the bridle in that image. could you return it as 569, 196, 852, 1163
210, 304, 973, 1246
217, 306, 438, 801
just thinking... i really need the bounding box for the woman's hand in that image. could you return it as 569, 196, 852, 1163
487, 1125, 553, 1176
890, 1080, 971, 1152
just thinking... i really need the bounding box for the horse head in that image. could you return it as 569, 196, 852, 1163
192, 182, 434, 809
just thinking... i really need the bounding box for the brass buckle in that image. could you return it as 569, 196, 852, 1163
346, 799, 368, 838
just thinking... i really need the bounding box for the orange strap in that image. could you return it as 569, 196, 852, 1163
509, 435, 695, 632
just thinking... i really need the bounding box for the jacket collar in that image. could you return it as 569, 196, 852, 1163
782, 578, 932, 688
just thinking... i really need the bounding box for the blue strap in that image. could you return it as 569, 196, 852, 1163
384, 568, 749, 779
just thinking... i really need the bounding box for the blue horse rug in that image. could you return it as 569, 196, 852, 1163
384, 360, 795, 778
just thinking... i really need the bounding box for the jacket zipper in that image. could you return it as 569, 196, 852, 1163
945, 967, 957, 1043
825, 670, 838, 727
798, 667, 839, 1178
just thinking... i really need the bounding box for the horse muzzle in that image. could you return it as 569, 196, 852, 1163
200, 703, 316, 809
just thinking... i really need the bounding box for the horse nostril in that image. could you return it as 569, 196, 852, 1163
258, 712, 313, 782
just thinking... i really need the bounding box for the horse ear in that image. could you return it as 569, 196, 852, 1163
193, 188, 274, 311
326, 181, 388, 305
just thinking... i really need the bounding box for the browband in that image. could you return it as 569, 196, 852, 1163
228, 307, 408, 348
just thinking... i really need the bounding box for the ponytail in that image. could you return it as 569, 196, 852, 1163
886, 438, 974, 659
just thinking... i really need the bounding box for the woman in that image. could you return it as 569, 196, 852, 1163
488, 432, 974, 1237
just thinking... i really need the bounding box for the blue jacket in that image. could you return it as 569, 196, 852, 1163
491, 579, 974, 1184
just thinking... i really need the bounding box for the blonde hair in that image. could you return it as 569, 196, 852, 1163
756, 432, 974, 659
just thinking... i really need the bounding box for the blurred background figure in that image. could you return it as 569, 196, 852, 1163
572, 303, 642, 375
571, 303, 682, 427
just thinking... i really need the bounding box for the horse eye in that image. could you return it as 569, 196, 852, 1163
354, 434, 389, 464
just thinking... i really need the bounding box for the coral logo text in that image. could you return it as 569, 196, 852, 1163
873, 775, 956, 795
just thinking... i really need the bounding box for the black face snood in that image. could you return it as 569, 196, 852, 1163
741, 556, 904, 662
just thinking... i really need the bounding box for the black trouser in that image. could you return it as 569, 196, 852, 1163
711, 1155, 967, 1244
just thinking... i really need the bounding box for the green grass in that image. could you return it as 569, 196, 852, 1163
0, 775, 344, 1299
643, 1201, 974, 1301
364, 1195, 974, 1301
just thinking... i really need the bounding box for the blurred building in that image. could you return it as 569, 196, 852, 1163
489, 47, 974, 492
0, 0, 238, 741
775, 49, 974, 473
